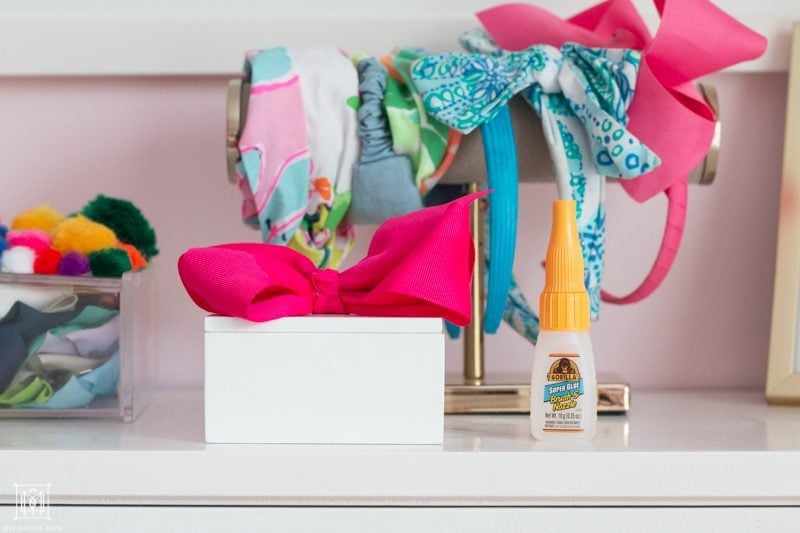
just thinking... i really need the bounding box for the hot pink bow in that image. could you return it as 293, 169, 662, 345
478, 0, 766, 305
178, 191, 486, 324
478, 0, 767, 202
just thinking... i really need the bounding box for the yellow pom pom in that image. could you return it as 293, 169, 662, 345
11, 204, 65, 233
52, 215, 118, 255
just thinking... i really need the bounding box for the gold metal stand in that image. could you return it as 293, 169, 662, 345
445, 374, 630, 414
464, 183, 485, 384
444, 185, 631, 414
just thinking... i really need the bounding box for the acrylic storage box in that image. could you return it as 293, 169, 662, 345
205, 315, 445, 444
0, 269, 154, 421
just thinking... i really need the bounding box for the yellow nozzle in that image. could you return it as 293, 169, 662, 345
540, 200, 590, 331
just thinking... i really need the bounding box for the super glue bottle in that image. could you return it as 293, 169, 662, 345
531, 200, 597, 441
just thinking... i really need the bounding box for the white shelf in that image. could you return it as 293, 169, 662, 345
0, 0, 789, 75
1, 390, 799, 506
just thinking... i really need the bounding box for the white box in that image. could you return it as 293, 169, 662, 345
204, 315, 444, 444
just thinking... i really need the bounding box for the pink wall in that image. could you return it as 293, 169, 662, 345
0, 72, 786, 390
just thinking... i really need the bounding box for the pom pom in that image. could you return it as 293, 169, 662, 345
58, 252, 90, 276
1, 246, 36, 274
89, 248, 132, 278
52, 215, 117, 255
11, 204, 65, 233
0, 225, 7, 238
118, 243, 148, 271
82, 195, 158, 259
34, 248, 62, 275
7, 229, 51, 253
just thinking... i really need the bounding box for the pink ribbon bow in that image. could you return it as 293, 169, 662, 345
178, 191, 486, 324
477, 0, 766, 304
479, 0, 766, 201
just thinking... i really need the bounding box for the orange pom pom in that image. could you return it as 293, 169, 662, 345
118, 243, 148, 271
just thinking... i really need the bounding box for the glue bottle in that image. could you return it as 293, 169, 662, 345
531, 200, 596, 441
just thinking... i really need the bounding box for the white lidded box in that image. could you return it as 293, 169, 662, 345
204, 315, 444, 444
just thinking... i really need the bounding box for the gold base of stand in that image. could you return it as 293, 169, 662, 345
452, 183, 631, 416
445, 374, 630, 414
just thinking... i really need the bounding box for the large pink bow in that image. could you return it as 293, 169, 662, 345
478, 0, 766, 305
178, 191, 486, 324
478, 0, 767, 202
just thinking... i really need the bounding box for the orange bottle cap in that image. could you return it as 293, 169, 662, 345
540, 200, 590, 331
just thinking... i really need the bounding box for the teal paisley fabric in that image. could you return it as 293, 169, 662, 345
411, 46, 557, 134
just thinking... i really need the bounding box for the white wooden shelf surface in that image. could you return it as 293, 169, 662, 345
0, 390, 799, 507
0, 0, 792, 75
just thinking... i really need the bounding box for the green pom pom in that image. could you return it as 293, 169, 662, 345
89, 248, 132, 278
82, 195, 159, 259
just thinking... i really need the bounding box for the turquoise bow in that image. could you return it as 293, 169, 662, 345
412, 31, 661, 322
411, 40, 660, 178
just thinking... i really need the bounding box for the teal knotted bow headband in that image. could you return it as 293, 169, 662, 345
412, 30, 661, 327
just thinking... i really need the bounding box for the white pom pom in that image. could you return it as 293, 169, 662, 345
1, 246, 36, 274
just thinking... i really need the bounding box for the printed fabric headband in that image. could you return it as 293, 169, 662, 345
235, 46, 463, 270
348, 52, 462, 224
236, 47, 359, 269
475, 0, 767, 304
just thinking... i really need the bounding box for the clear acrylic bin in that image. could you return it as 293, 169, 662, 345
0, 269, 155, 421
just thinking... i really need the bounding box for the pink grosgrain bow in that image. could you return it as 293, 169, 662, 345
178, 191, 487, 324
478, 0, 766, 201
477, 0, 766, 305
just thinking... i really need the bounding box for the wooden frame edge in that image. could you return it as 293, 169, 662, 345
767, 22, 800, 404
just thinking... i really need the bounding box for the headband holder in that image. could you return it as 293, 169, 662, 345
228, 82, 718, 189
226, 78, 248, 185
225, 76, 720, 315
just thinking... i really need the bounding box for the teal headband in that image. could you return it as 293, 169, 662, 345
479, 107, 518, 333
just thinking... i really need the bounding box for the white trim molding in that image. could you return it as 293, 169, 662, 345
0, 0, 793, 75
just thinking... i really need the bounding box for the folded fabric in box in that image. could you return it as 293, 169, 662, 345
0, 289, 121, 409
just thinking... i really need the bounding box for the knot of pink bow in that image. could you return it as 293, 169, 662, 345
178, 191, 488, 324
310, 269, 344, 314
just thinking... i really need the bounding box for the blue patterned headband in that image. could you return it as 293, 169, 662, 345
411, 29, 660, 326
